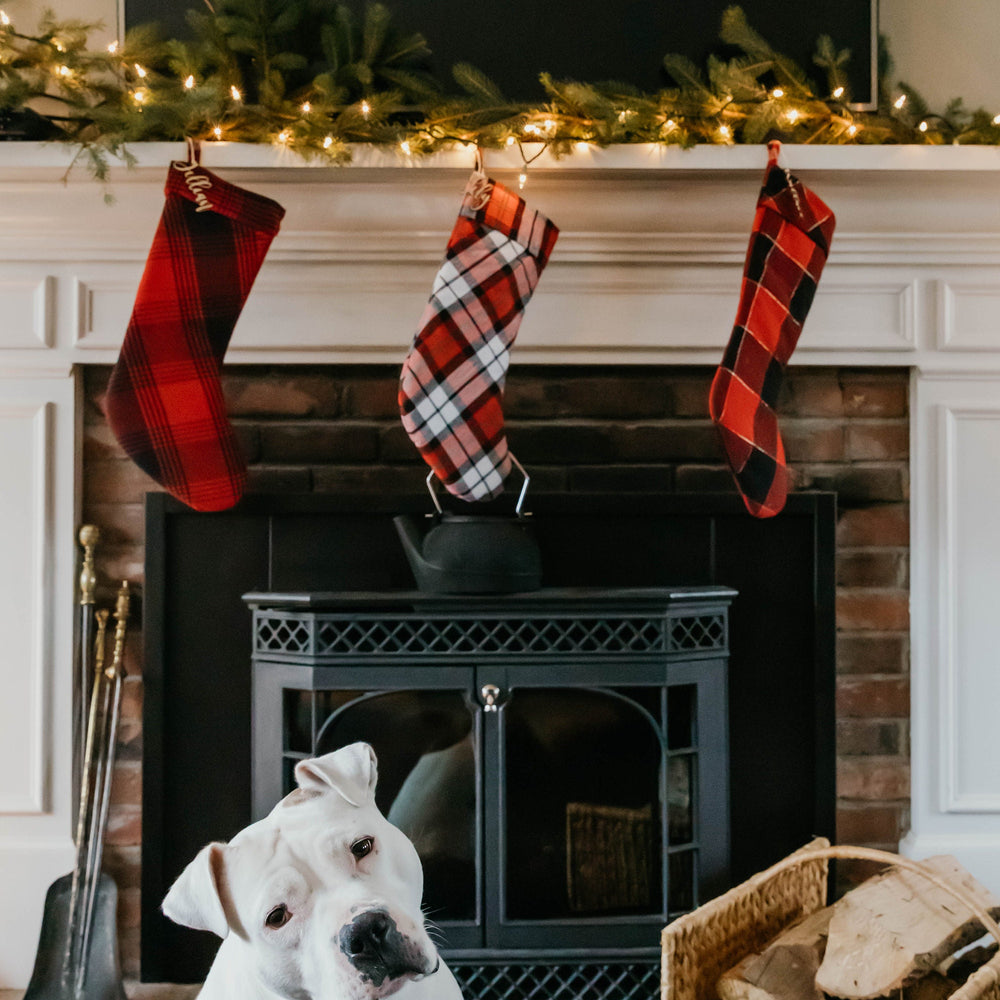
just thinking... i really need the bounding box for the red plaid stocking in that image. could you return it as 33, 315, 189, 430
399, 168, 558, 501
103, 156, 284, 512
709, 141, 835, 518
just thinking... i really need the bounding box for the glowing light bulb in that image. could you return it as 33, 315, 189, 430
771, 88, 784, 99
993, 114, 1000, 126
894, 94, 907, 109
230, 86, 241, 101
277, 129, 291, 144
618, 109, 633, 124
505, 136, 516, 147
301, 101, 311, 113
53, 40, 65, 52
212, 125, 223, 139
133, 88, 147, 104
664, 119, 676, 130
574, 141, 590, 153
786, 109, 800, 124
134, 63, 147, 78
360, 99, 371, 118
832, 86, 845, 99
523, 123, 540, 136
57, 65, 71, 77
718, 124, 731, 139
918, 121, 928, 132
518, 171, 527, 189
543, 118, 555, 132
323, 135, 333, 149
847, 124, 858, 136
400, 140, 411, 155
0, 11, 10, 26
184, 75, 195, 90
107, 40, 118, 54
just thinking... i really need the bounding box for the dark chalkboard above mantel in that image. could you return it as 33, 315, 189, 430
125, 0, 878, 108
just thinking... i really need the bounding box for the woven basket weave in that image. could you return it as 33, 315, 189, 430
660, 838, 1000, 1000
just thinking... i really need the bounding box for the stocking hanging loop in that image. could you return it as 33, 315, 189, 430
473, 145, 485, 175
425, 453, 531, 517
185, 136, 201, 166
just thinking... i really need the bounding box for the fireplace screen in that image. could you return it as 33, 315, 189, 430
247, 585, 734, 975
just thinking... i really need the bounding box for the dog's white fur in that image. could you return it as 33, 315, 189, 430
162, 743, 462, 1000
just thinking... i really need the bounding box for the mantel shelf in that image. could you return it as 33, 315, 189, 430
3, 140, 1000, 180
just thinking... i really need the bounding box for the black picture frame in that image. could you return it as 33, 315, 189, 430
122, 0, 879, 110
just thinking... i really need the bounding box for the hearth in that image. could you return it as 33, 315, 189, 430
141, 490, 835, 985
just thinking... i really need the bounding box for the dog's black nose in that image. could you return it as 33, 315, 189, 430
339, 909, 433, 987
344, 909, 391, 959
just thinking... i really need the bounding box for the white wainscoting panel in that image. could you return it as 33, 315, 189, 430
0, 376, 78, 987
0, 275, 54, 350
939, 281, 1000, 351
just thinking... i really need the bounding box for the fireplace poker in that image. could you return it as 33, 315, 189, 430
62, 606, 109, 992
75, 581, 129, 997
75, 526, 99, 789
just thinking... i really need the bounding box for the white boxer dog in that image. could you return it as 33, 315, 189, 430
162, 742, 463, 1000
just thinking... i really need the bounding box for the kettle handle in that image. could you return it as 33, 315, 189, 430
424, 452, 531, 516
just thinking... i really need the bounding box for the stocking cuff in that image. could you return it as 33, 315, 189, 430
760, 143, 835, 251
166, 161, 286, 234
458, 173, 559, 269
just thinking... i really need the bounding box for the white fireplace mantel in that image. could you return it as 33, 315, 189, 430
2, 141, 1000, 986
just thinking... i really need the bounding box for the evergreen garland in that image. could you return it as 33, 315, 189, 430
1, 1, 998, 178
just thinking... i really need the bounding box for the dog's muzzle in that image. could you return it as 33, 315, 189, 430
338, 909, 438, 987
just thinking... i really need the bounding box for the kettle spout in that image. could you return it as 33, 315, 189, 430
393, 515, 435, 581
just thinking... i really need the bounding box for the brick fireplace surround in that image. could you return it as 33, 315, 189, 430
81, 361, 910, 980
6, 142, 1000, 991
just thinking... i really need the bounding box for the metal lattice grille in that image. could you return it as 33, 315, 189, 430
254, 611, 726, 659
450, 960, 660, 1000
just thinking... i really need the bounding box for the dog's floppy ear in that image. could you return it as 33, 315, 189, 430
295, 742, 378, 806
162, 842, 232, 939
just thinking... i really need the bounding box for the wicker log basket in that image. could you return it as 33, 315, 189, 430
661, 838, 1000, 1000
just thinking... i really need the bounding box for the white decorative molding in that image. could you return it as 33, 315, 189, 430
938, 400, 1000, 812
0, 276, 54, 350
0, 402, 51, 814
939, 281, 1000, 351
72, 269, 142, 350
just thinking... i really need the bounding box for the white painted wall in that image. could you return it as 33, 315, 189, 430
2, 0, 1000, 114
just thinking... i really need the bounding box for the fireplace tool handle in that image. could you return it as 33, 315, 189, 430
75, 581, 130, 996
76, 527, 99, 782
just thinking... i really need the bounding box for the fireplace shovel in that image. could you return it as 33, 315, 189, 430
23, 583, 130, 1000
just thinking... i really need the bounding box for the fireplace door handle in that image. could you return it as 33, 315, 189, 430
481, 684, 502, 712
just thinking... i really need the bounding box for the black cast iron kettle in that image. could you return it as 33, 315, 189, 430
394, 457, 542, 595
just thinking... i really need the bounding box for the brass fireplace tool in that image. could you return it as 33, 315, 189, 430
24, 527, 129, 1000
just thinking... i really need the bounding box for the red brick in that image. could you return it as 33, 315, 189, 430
119, 675, 143, 720
117, 887, 142, 930
837, 590, 909, 630
258, 423, 380, 463
837, 551, 907, 589
669, 374, 714, 418
841, 374, 908, 417
836, 505, 910, 547
103, 845, 141, 888
104, 805, 142, 846
836, 804, 904, 843
778, 372, 845, 417
837, 757, 910, 799
508, 374, 672, 419
782, 422, 845, 463
80, 503, 145, 548
110, 762, 142, 807
84, 459, 163, 505
118, 927, 141, 979
224, 372, 343, 417
797, 465, 906, 504
837, 677, 910, 718
846, 422, 909, 461
837, 634, 907, 674
609, 423, 721, 462
342, 374, 400, 418
837, 718, 906, 755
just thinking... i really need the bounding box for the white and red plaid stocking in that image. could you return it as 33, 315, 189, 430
399, 168, 559, 501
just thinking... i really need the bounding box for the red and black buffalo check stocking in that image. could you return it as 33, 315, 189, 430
709, 140, 836, 518
104, 158, 284, 511
399, 168, 558, 501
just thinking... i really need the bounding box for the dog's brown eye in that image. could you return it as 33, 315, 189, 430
265, 904, 291, 929
351, 837, 374, 859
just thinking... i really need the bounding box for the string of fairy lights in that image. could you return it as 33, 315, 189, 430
3, 3, 1000, 184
